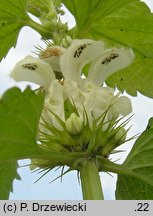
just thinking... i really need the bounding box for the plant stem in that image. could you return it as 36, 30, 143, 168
27, 18, 52, 38
79, 160, 104, 200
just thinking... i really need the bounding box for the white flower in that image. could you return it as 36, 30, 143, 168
88, 47, 134, 86
60, 39, 134, 86
43, 79, 65, 130
39, 46, 65, 72
11, 39, 134, 130
111, 95, 132, 117
60, 39, 134, 123
60, 39, 106, 82
11, 55, 55, 89
11, 55, 63, 132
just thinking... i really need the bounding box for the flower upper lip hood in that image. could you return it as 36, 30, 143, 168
88, 47, 134, 86
11, 55, 55, 89
39, 46, 66, 72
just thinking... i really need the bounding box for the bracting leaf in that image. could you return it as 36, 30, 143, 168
0, 87, 45, 161
0, 161, 20, 200
116, 118, 153, 199
0, 87, 44, 199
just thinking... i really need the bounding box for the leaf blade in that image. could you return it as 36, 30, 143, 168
0, 87, 45, 160
0, 87, 44, 199
0, 0, 29, 60
116, 119, 153, 199
0, 161, 20, 200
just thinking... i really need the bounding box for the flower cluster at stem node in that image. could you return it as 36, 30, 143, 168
11, 39, 135, 170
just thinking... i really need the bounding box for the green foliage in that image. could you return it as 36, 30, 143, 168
146, 117, 153, 130
28, 0, 57, 21
0, 0, 55, 61
0, 0, 29, 60
0, 162, 20, 199
0, 87, 45, 199
116, 118, 153, 199
0, 87, 45, 160
0, 0, 153, 200
62, 0, 153, 98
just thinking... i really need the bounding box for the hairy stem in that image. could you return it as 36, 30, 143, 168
79, 159, 104, 200
27, 18, 52, 38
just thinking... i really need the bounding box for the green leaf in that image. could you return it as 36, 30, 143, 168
62, 0, 153, 98
0, 87, 44, 199
116, 118, 153, 199
146, 117, 153, 130
0, 0, 30, 60
0, 0, 53, 61
0, 161, 20, 200
27, 0, 56, 20
0, 87, 45, 161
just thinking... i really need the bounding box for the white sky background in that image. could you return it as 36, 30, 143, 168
0, 0, 153, 199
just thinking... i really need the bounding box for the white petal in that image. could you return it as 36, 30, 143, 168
11, 55, 55, 88
43, 80, 65, 130
63, 79, 87, 118
88, 47, 135, 86
39, 46, 65, 72
60, 39, 105, 82
79, 78, 97, 93
112, 96, 132, 116
86, 86, 114, 119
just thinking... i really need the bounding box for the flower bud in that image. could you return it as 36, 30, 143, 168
100, 126, 127, 157
65, 113, 83, 135
114, 127, 127, 143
